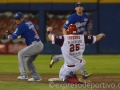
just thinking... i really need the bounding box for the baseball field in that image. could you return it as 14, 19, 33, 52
0, 54, 120, 90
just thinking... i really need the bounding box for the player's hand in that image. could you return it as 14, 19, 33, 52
5, 30, 11, 34
100, 33, 105, 38
47, 27, 53, 32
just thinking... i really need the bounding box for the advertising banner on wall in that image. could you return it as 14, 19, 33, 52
0, 44, 7, 53
0, 44, 26, 54
7, 44, 27, 54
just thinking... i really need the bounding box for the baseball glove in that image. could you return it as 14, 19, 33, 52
2, 30, 12, 39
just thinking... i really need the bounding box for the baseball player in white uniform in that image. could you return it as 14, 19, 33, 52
49, 2, 92, 79
47, 24, 105, 84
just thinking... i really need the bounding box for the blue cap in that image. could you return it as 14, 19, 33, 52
75, 2, 83, 7
14, 12, 24, 19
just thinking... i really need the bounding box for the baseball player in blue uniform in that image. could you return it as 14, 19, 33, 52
6, 12, 44, 81
50, 2, 91, 79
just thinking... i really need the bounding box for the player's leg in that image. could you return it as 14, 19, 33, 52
59, 64, 83, 84
49, 54, 64, 68
26, 41, 43, 81
26, 55, 42, 81
17, 41, 43, 80
79, 59, 92, 79
17, 49, 28, 80
59, 65, 79, 84
79, 66, 91, 79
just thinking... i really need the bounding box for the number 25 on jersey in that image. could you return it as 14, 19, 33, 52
70, 44, 80, 52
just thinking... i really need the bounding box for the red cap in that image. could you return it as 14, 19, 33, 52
67, 24, 78, 34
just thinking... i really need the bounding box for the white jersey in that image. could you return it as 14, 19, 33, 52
52, 34, 96, 66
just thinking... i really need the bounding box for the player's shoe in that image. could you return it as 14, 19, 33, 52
82, 73, 92, 79
28, 78, 42, 82
17, 75, 28, 80
49, 55, 55, 68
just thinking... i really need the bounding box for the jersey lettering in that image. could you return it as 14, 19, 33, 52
32, 28, 39, 39
25, 21, 34, 29
25, 21, 39, 39
68, 36, 80, 40
75, 22, 87, 27
70, 44, 80, 52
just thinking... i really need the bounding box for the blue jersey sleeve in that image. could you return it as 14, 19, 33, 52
63, 16, 74, 30
11, 26, 24, 39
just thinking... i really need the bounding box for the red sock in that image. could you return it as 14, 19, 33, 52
72, 74, 78, 79
64, 77, 79, 84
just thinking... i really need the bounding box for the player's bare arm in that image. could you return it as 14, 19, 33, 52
63, 28, 67, 35
96, 33, 105, 41
47, 27, 53, 41
83, 30, 87, 35
84, 30, 91, 35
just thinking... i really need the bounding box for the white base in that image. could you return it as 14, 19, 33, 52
48, 78, 62, 81
48, 78, 92, 83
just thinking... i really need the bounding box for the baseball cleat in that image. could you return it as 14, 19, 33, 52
28, 78, 42, 82
79, 78, 92, 84
82, 73, 92, 79
17, 75, 28, 80
49, 55, 55, 68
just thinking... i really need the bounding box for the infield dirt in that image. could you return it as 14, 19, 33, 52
0, 74, 120, 90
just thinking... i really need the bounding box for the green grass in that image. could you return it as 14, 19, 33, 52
0, 81, 92, 90
0, 54, 120, 74
0, 54, 120, 90
83, 54, 120, 74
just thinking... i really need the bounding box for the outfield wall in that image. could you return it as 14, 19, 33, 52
0, 2, 119, 54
